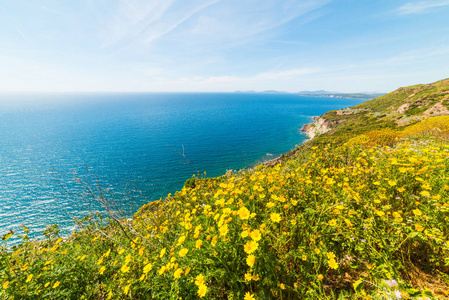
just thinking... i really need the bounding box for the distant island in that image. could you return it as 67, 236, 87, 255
297, 92, 385, 100
235, 90, 385, 99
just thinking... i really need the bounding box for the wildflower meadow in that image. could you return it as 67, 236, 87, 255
1, 116, 449, 299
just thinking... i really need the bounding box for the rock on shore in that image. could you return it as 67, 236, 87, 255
301, 116, 333, 139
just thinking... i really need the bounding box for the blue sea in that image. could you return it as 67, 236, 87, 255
0, 93, 363, 245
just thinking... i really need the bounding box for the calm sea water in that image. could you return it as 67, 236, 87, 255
0, 93, 363, 244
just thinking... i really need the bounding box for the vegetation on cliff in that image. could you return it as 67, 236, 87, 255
1, 79, 449, 299
304, 78, 449, 146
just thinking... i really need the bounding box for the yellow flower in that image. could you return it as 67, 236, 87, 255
279, 283, 286, 290
160, 247, 166, 258
99, 266, 106, 275
26, 274, 33, 283
104, 249, 111, 257
420, 191, 430, 197
244, 273, 252, 281
196, 239, 203, 249
388, 180, 396, 186
317, 274, 324, 281
413, 209, 422, 216
143, 263, 153, 274
2, 281, 9, 289
250, 229, 261, 241
270, 213, 281, 223
123, 284, 131, 295
244, 241, 259, 254
414, 224, 423, 231
328, 258, 339, 269
197, 283, 207, 298
125, 254, 132, 264
375, 210, 385, 217
244, 292, 256, 300
44, 282, 50, 288
314, 248, 320, 254
211, 236, 218, 247
302, 255, 307, 261
328, 219, 337, 226
158, 266, 166, 275
326, 252, 336, 259
121, 264, 130, 273
179, 248, 189, 257
238, 206, 251, 219
246, 254, 256, 267
53, 281, 60, 289
195, 274, 205, 286
291, 219, 297, 225
174, 268, 183, 279
219, 225, 229, 237
241, 230, 249, 238
177, 235, 186, 246
266, 202, 275, 208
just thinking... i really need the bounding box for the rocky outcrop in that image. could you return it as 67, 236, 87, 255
301, 116, 340, 139
397, 103, 411, 114
423, 101, 449, 117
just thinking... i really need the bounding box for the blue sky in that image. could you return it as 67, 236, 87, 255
1, 0, 449, 93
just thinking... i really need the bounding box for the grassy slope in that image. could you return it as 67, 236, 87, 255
306, 78, 449, 146
1, 79, 449, 300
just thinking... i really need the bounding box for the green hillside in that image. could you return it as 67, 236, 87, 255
303, 78, 449, 146
1, 79, 449, 299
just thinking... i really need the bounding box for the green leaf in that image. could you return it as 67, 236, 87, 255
1, 230, 14, 242
353, 279, 363, 291
407, 289, 421, 296
408, 231, 419, 238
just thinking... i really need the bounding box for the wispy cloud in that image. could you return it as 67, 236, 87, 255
182, 0, 331, 46
100, 0, 330, 52
100, 0, 219, 48
100, 0, 175, 47
0, 7, 30, 43
144, 0, 220, 44
396, 0, 449, 15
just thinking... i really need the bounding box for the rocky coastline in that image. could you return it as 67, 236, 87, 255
263, 116, 324, 166
300, 116, 334, 139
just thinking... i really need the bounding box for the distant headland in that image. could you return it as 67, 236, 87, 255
234, 89, 385, 99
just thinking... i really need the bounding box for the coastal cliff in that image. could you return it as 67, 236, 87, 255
3, 78, 449, 299
301, 116, 343, 139
301, 78, 449, 144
